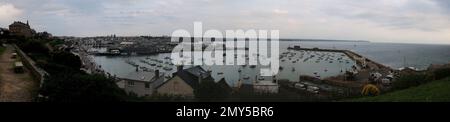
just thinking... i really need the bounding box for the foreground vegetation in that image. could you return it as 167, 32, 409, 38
0, 46, 5, 55
348, 66, 450, 102
12, 37, 129, 102
351, 77, 450, 102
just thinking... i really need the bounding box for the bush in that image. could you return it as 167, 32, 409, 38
50, 51, 82, 69
392, 73, 430, 90
433, 68, 450, 80
17, 39, 49, 54
194, 78, 231, 101
40, 71, 128, 102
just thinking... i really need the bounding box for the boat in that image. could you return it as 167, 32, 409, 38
243, 76, 250, 80
258, 76, 265, 80
163, 67, 173, 71
250, 65, 256, 68
157, 64, 163, 67
150, 63, 156, 66
217, 72, 224, 75
140, 60, 147, 63
125, 60, 139, 67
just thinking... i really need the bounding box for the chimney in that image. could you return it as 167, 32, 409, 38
177, 65, 184, 72
155, 70, 160, 77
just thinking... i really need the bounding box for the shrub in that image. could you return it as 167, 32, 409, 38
50, 51, 82, 69
433, 67, 450, 80
392, 73, 430, 90
40, 72, 128, 102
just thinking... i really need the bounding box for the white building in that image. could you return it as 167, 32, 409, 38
117, 70, 165, 97
253, 76, 279, 94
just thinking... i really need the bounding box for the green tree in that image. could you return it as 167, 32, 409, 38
50, 51, 82, 69
40, 71, 128, 102
194, 78, 231, 101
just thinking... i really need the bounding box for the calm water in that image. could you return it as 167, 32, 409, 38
92, 41, 450, 86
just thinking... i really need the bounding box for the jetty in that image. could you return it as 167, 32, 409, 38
287, 46, 394, 92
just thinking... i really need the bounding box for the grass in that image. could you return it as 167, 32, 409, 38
0, 46, 5, 55
349, 77, 450, 102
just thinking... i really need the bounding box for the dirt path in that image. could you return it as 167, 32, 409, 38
0, 44, 38, 102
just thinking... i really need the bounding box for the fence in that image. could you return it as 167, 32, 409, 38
12, 44, 48, 100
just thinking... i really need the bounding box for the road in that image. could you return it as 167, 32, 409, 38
0, 44, 38, 102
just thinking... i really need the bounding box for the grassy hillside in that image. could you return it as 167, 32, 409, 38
350, 77, 450, 102
0, 46, 5, 55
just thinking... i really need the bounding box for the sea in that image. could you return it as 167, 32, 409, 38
91, 41, 450, 86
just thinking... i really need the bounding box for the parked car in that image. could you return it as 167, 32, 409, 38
307, 86, 320, 94
294, 83, 306, 90
381, 78, 391, 86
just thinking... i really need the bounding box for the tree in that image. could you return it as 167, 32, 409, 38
40, 71, 128, 102
50, 51, 82, 69
194, 78, 231, 101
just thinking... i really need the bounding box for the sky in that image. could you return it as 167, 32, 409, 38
0, 0, 450, 44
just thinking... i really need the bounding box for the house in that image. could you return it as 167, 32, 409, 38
253, 76, 279, 94
9, 21, 36, 37
0, 28, 9, 37
155, 66, 213, 97
117, 70, 164, 97
217, 78, 232, 93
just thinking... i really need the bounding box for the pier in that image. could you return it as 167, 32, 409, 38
288, 46, 394, 92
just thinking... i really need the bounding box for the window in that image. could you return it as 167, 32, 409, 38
145, 83, 150, 89
128, 81, 134, 86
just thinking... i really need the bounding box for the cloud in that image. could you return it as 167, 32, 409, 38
1, 0, 449, 44
432, 0, 450, 12
319, 0, 450, 31
273, 9, 289, 15
0, 3, 22, 26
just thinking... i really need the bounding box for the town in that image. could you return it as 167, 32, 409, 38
1, 20, 450, 102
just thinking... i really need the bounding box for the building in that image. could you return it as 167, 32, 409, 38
9, 21, 36, 37
253, 76, 279, 94
0, 28, 8, 43
0, 28, 9, 36
155, 66, 213, 97
217, 78, 232, 94
117, 70, 165, 97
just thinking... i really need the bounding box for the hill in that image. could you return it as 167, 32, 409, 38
350, 77, 450, 102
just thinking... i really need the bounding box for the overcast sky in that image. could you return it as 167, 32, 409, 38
1, 0, 450, 44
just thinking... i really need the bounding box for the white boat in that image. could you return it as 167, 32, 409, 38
163, 67, 173, 71
258, 76, 265, 80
